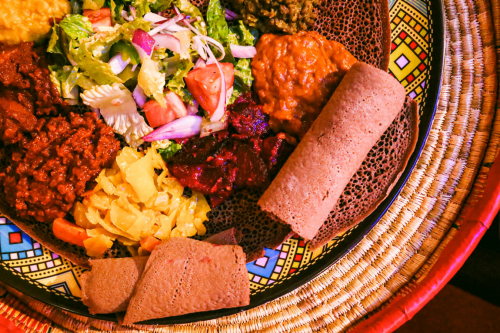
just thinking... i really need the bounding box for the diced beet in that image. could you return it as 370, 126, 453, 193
261, 136, 295, 176
228, 92, 270, 137
167, 92, 295, 207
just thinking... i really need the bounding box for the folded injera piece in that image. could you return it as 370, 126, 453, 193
123, 238, 249, 324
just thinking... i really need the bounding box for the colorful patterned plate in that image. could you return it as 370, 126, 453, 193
0, 0, 444, 325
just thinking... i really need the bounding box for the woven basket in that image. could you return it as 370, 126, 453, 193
1, 0, 500, 331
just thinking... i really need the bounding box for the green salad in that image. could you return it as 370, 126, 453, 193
47, 0, 258, 147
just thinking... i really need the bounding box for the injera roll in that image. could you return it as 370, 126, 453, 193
258, 62, 407, 240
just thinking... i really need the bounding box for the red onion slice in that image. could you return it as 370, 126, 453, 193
153, 34, 182, 53
133, 85, 147, 108
186, 100, 199, 115
132, 29, 155, 55
230, 44, 257, 58
132, 42, 150, 60
200, 117, 228, 137
108, 54, 130, 74
144, 12, 166, 23
192, 36, 207, 60
142, 115, 202, 141
92, 107, 101, 119
164, 23, 188, 32
121, 10, 133, 21
148, 14, 185, 36
225, 8, 239, 20
193, 57, 206, 69
181, 20, 225, 61
130, 6, 137, 19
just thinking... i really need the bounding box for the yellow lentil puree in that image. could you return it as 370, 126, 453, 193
0, 0, 70, 44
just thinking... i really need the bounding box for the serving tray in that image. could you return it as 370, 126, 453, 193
0, 0, 444, 325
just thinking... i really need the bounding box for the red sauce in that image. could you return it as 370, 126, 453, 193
252, 32, 357, 137
0, 42, 120, 223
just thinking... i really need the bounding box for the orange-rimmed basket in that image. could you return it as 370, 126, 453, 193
1, 0, 500, 332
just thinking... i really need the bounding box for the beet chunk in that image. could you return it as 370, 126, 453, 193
261, 136, 295, 176
228, 92, 270, 137
167, 93, 295, 207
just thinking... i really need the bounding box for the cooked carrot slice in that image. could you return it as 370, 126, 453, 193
53, 218, 90, 247
140, 236, 162, 253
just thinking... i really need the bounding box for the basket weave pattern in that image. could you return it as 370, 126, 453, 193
1, 0, 499, 332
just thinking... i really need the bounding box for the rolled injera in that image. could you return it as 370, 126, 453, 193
258, 62, 406, 240
123, 238, 249, 324
80, 256, 149, 314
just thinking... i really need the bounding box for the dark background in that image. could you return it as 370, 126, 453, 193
396, 216, 500, 332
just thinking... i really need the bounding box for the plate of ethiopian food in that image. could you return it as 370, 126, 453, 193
0, 0, 443, 325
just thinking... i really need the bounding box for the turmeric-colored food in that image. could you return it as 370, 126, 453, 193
73, 144, 211, 257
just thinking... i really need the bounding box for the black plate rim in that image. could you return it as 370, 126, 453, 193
0, 0, 446, 325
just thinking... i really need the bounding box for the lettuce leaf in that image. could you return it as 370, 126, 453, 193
151, 0, 173, 12
66, 20, 149, 85
110, 40, 141, 65
69, 43, 124, 85
132, 0, 151, 17
110, 0, 126, 24
47, 24, 64, 54
230, 58, 253, 104
60, 14, 93, 40
228, 21, 257, 46
50, 66, 97, 99
83, 0, 105, 10
173, 0, 206, 34
138, 58, 166, 107
207, 0, 228, 45
166, 58, 193, 104
158, 142, 182, 161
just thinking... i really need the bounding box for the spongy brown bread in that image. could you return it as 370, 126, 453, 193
123, 238, 249, 324
191, 0, 391, 71
258, 62, 406, 240
310, 97, 419, 250
80, 256, 148, 314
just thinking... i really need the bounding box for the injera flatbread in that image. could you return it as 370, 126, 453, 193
203, 96, 418, 258
0, 0, 395, 265
80, 256, 148, 314
258, 62, 406, 240
123, 238, 249, 324
193, 0, 391, 71
310, 97, 419, 250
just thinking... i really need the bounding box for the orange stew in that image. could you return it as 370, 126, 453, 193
251, 31, 357, 137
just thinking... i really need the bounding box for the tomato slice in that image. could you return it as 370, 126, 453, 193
83, 8, 112, 31
185, 63, 234, 116
143, 91, 188, 128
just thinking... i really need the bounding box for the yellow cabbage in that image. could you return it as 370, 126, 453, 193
74, 146, 211, 257
125, 150, 157, 202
